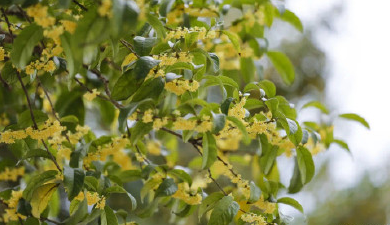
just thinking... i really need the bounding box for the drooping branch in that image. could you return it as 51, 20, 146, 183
16, 72, 62, 172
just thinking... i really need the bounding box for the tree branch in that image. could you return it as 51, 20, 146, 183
16, 72, 62, 172
72, 0, 88, 11
120, 39, 140, 58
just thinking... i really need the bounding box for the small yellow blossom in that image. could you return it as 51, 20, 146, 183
98, 0, 112, 17
165, 79, 199, 95
26, 4, 55, 28
60, 20, 77, 34
173, 117, 197, 130
142, 109, 154, 123
172, 183, 202, 205
153, 117, 168, 130
0, 47, 5, 61
84, 89, 100, 101
241, 212, 266, 225
44, 60, 56, 72
0, 167, 25, 182
146, 140, 161, 155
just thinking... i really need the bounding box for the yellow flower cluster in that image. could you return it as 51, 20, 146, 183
98, 0, 112, 17
240, 212, 266, 225
194, 115, 213, 133
44, 26, 64, 45
0, 119, 65, 144
0, 167, 25, 182
152, 117, 169, 130
1, 190, 26, 223
213, 161, 251, 199
25, 60, 56, 75
26, 4, 55, 28
254, 195, 276, 214
75, 192, 106, 209
67, 125, 90, 145
166, 27, 217, 40
166, 4, 185, 24
142, 109, 154, 123
229, 97, 247, 120
153, 52, 193, 66
146, 140, 161, 156
247, 119, 267, 138
0, 47, 5, 61
172, 183, 202, 205
184, 5, 219, 17
146, 69, 165, 80
84, 137, 133, 170
172, 117, 197, 130
121, 53, 137, 68
165, 79, 200, 95
60, 20, 77, 34
25, 120, 65, 140
0, 113, 10, 127
306, 137, 325, 155
84, 89, 100, 101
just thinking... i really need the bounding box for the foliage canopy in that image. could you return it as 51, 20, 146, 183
0, 0, 368, 225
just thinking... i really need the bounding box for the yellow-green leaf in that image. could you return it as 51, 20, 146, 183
31, 183, 59, 218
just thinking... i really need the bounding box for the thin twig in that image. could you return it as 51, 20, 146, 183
36, 77, 71, 143
207, 169, 227, 196
73, 77, 123, 108
120, 39, 140, 58
0, 71, 11, 90
72, 0, 88, 11
16, 71, 62, 172
1, 8, 14, 42
88, 68, 123, 108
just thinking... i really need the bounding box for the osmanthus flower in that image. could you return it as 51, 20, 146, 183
83, 89, 100, 101
0, 0, 363, 224
0, 167, 25, 182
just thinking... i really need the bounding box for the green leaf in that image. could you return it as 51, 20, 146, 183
130, 122, 153, 145
260, 146, 278, 175
208, 196, 239, 225
166, 62, 194, 72
131, 77, 165, 102
240, 57, 255, 83
10, 24, 43, 68
25, 217, 40, 225
296, 146, 315, 184
65, 199, 88, 224
339, 113, 370, 129
22, 148, 50, 160
198, 192, 225, 220
18, 109, 48, 129
55, 90, 85, 125
244, 99, 264, 110
279, 10, 303, 32
302, 101, 329, 114
248, 181, 261, 203
265, 98, 279, 114
258, 80, 276, 97
220, 97, 234, 115
226, 116, 250, 144
134, 36, 157, 56
134, 56, 161, 80
155, 178, 178, 198
332, 139, 351, 154
202, 132, 218, 169
212, 113, 226, 134
111, 70, 142, 101
288, 159, 303, 194
221, 30, 240, 53
64, 166, 85, 200
31, 183, 59, 218
146, 13, 166, 39
101, 206, 119, 225
23, 170, 58, 201
277, 197, 304, 213
267, 51, 295, 85
167, 169, 193, 185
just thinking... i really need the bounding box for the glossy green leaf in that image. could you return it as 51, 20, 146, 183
202, 132, 218, 169
208, 196, 239, 225
296, 146, 315, 184
339, 113, 370, 129
277, 197, 304, 213
10, 24, 43, 68
64, 166, 85, 200
267, 51, 295, 85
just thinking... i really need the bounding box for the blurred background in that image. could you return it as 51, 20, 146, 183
268, 0, 390, 224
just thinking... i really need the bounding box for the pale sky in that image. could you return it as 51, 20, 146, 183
273, 0, 390, 221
